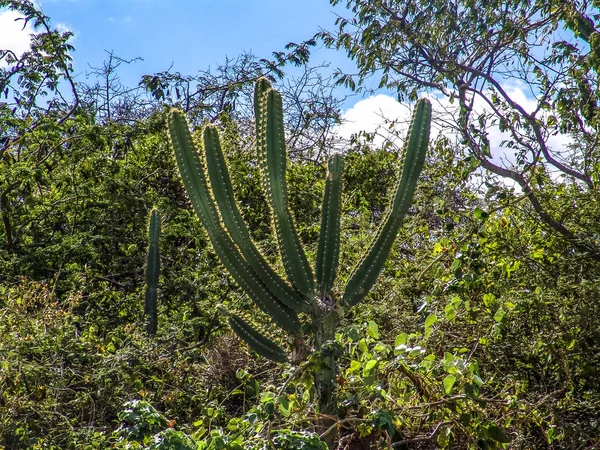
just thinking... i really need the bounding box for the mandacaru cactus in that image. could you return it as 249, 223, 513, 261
167, 78, 431, 411
144, 208, 161, 335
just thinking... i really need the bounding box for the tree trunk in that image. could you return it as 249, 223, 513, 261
0, 192, 13, 251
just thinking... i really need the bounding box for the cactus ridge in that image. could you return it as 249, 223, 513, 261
258, 88, 315, 299
254, 77, 271, 161
342, 98, 431, 308
316, 154, 344, 295
144, 208, 161, 335
228, 313, 288, 362
210, 229, 301, 332
203, 124, 310, 312
168, 109, 300, 332
389, 98, 432, 214
167, 110, 221, 229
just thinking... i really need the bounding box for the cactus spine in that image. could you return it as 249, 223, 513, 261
144, 208, 160, 335
167, 79, 431, 414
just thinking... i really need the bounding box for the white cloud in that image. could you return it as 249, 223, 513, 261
336, 94, 410, 142
56, 22, 73, 34
335, 94, 450, 151
0, 9, 34, 67
336, 86, 574, 175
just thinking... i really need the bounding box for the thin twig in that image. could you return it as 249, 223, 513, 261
319, 417, 367, 441
392, 421, 451, 448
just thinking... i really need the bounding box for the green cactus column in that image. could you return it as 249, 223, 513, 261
167, 109, 301, 333
342, 98, 432, 308
144, 208, 160, 335
166, 77, 432, 445
256, 83, 315, 301
316, 154, 344, 295
313, 153, 344, 417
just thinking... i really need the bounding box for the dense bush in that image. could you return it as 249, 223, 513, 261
1, 123, 599, 448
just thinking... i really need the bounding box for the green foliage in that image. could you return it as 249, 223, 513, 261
145, 209, 161, 335
115, 400, 169, 444
113, 401, 199, 449
318, 0, 600, 262
2, 120, 600, 447
2, 1, 600, 448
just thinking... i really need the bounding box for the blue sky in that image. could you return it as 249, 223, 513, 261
34, 0, 349, 89
2, 0, 413, 143
1, 0, 416, 140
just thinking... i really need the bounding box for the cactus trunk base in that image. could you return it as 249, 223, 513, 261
312, 296, 339, 445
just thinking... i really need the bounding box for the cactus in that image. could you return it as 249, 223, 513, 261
167, 78, 431, 415
316, 154, 344, 295
228, 313, 288, 362
342, 98, 431, 308
144, 208, 161, 335
259, 88, 315, 301
168, 112, 301, 333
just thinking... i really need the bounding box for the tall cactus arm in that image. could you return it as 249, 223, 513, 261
254, 77, 271, 161
229, 313, 288, 363
144, 208, 161, 335
387, 99, 432, 217
316, 154, 344, 295
211, 230, 301, 332
342, 98, 432, 308
168, 109, 221, 230
256, 87, 315, 300
203, 125, 311, 312
168, 109, 300, 332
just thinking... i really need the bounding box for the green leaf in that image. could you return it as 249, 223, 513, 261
493, 307, 506, 323
425, 313, 437, 328
394, 333, 408, 347
278, 396, 290, 416
363, 359, 378, 376
408, 346, 424, 357
443, 374, 456, 394
483, 293, 496, 307
367, 320, 380, 339
487, 423, 510, 443
444, 303, 457, 320
260, 392, 275, 403
473, 207, 489, 220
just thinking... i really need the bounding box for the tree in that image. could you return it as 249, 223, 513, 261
0, 0, 78, 252
140, 51, 344, 162
317, 0, 600, 260
80, 50, 146, 125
